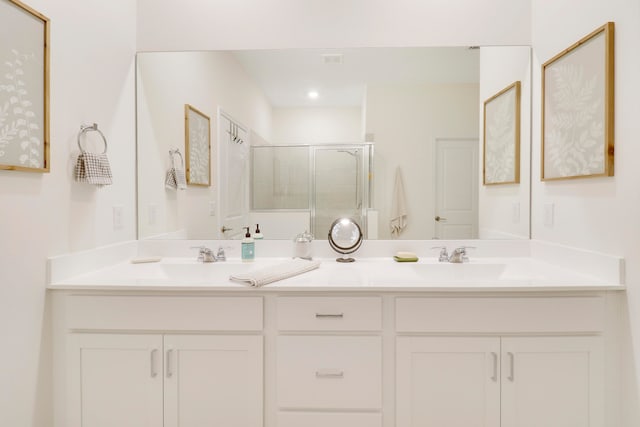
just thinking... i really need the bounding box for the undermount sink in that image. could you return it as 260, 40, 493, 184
410, 263, 507, 282
159, 262, 254, 282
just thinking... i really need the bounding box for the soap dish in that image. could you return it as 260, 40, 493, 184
393, 251, 418, 262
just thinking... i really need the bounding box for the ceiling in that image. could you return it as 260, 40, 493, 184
232, 47, 480, 108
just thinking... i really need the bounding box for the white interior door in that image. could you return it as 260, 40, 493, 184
219, 111, 249, 239
434, 138, 479, 239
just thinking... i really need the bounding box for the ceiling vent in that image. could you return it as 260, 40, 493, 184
322, 53, 344, 65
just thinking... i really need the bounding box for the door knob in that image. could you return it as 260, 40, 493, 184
221, 225, 233, 233
435, 216, 447, 222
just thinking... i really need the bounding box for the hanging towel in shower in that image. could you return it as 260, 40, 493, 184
74, 152, 113, 186
390, 166, 407, 237
165, 149, 187, 190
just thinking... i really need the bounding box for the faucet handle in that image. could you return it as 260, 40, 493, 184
431, 246, 449, 262
216, 246, 227, 261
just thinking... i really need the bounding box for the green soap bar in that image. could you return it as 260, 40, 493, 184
393, 255, 419, 262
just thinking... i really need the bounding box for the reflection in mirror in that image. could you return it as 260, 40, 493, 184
328, 218, 364, 263
136, 46, 531, 241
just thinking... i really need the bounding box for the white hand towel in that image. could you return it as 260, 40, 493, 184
390, 166, 407, 237
229, 258, 321, 287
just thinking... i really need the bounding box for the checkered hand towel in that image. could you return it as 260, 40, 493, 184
75, 152, 113, 185
165, 149, 187, 190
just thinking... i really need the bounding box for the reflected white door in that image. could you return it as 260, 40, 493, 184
219, 111, 249, 239
434, 138, 479, 239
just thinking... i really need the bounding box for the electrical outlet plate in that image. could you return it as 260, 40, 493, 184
113, 205, 124, 230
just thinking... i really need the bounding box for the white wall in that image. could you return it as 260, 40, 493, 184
271, 107, 363, 144
137, 0, 531, 51
365, 83, 479, 239
530, 1, 640, 424
478, 46, 532, 239
0, 1, 137, 426
136, 51, 272, 239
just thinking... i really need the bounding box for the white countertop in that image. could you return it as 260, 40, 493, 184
47, 256, 625, 292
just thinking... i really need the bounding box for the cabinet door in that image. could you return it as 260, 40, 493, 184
501, 336, 604, 427
396, 336, 500, 427
163, 335, 263, 427
69, 334, 163, 427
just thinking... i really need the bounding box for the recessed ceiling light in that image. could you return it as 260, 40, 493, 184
307, 90, 319, 100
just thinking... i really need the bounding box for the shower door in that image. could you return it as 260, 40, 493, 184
312, 146, 370, 238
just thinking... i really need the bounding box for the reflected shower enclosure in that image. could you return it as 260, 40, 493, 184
251, 144, 373, 237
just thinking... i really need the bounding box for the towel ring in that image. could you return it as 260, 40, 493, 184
77, 123, 108, 154
169, 148, 184, 166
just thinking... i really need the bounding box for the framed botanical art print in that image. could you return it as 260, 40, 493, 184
542, 22, 614, 181
0, 0, 50, 172
184, 104, 211, 186
483, 81, 521, 185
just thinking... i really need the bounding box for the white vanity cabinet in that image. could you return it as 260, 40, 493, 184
51, 290, 617, 427
275, 296, 383, 427
395, 297, 606, 427
55, 295, 264, 427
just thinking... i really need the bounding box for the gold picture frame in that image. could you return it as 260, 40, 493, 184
184, 104, 211, 186
0, 0, 49, 172
541, 22, 614, 181
483, 81, 521, 185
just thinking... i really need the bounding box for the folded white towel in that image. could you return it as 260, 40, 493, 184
74, 152, 113, 186
390, 166, 407, 237
229, 259, 321, 287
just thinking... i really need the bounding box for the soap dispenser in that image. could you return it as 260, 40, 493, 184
254, 224, 264, 240
241, 227, 255, 262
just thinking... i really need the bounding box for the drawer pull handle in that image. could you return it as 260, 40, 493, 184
315, 369, 344, 378
315, 313, 344, 318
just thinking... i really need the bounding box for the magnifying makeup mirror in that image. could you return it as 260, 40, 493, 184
328, 218, 363, 263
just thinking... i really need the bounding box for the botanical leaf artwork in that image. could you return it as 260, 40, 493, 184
544, 34, 606, 178
187, 109, 210, 185
0, 49, 42, 168
485, 86, 517, 184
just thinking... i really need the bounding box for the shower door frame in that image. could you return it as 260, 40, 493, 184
310, 143, 373, 239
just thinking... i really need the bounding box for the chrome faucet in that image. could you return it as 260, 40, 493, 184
448, 246, 475, 263
191, 246, 217, 263
215, 246, 226, 261
432, 246, 475, 263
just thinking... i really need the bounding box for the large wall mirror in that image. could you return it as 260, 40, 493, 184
136, 46, 531, 241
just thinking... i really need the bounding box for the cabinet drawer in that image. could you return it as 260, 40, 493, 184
277, 336, 382, 409
66, 295, 263, 331
396, 296, 604, 333
277, 297, 381, 331
278, 411, 382, 427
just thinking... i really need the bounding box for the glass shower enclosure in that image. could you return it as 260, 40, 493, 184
251, 143, 373, 238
